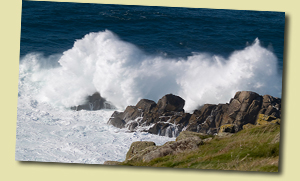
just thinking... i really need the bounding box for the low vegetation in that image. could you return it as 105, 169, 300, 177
119, 123, 280, 172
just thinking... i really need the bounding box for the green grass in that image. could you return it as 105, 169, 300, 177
120, 124, 280, 172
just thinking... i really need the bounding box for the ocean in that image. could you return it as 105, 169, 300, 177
16, 0, 285, 164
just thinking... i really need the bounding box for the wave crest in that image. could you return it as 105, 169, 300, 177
19, 30, 282, 112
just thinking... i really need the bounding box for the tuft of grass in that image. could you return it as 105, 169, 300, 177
119, 124, 280, 172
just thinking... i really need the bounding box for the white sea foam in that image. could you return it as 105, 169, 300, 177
23, 30, 281, 112
16, 30, 282, 163
16, 65, 175, 163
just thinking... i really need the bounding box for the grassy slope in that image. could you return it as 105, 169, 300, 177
121, 124, 280, 172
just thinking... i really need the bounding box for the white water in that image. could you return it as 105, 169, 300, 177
16, 30, 282, 164
16, 83, 174, 163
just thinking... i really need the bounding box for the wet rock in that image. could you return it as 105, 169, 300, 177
71, 92, 114, 111
125, 121, 139, 132
122, 106, 142, 123
148, 122, 178, 137
107, 111, 126, 129
106, 94, 186, 136
107, 91, 281, 137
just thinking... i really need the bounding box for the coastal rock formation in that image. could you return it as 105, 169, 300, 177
107, 91, 281, 137
71, 92, 115, 111
184, 91, 281, 134
156, 94, 185, 113
126, 141, 156, 161
108, 94, 186, 137
124, 131, 205, 163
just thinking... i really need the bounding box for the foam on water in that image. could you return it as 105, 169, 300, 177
30, 30, 281, 112
17, 46, 176, 163
16, 86, 174, 164
16, 30, 282, 163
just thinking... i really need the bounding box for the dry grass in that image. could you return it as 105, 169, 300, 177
121, 124, 280, 172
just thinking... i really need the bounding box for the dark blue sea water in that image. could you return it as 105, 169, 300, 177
20, 0, 285, 69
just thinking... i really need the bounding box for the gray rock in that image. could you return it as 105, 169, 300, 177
107, 111, 125, 129
71, 92, 114, 111
126, 141, 156, 161
156, 94, 185, 113
122, 106, 142, 123
136, 99, 157, 113
106, 91, 281, 138
142, 137, 203, 162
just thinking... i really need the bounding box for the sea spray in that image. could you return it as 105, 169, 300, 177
24, 30, 281, 112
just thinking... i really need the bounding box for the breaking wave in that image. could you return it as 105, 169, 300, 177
19, 30, 282, 112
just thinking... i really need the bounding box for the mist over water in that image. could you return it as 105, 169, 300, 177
22, 30, 282, 113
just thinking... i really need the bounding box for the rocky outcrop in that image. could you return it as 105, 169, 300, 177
71, 92, 115, 111
107, 91, 281, 137
125, 141, 156, 161
156, 94, 185, 113
185, 91, 281, 135
107, 111, 126, 129
108, 94, 186, 137
124, 131, 205, 163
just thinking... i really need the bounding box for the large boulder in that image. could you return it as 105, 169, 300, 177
175, 131, 209, 141
107, 111, 126, 129
123, 131, 208, 163
226, 91, 263, 131
126, 141, 156, 160
142, 137, 203, 162
71, 92, 114, 111
156, 94, 185, 113
136, 99, 157, 113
